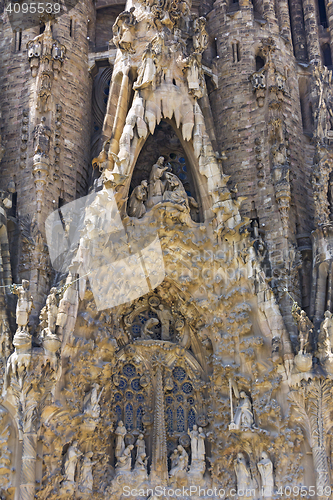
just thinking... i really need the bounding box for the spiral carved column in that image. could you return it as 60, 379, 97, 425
20, 432, 37, 500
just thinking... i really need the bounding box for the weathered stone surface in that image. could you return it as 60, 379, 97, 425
1, 0, 333, 498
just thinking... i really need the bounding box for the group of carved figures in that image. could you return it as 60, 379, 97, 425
114, 420, 206, 478
292, 301, 333, 362
234, 452, 274, 497
63, 442, 96, 492
115, 422, 148, 476
128, 156, 197, 219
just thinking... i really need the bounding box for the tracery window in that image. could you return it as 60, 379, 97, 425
113, 363, 147, 431
165, 366, 196, 441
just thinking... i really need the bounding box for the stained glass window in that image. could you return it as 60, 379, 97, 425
113, 364, 147, 430
123, 364, 136, 377
165, 366, 198, 439
166, 408, 173, 433
125, 403, 133, 430
188, 408, 196, 430
137, 407, 143, 431
173, 367, 186, 382
182, 382, 193, 394
177, 406, 185, 432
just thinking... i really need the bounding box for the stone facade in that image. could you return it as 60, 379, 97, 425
1, 0, 333, 498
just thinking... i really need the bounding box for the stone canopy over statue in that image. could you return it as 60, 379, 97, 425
128, 156, 198, 219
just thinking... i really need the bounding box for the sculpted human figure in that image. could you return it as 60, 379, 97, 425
64, 441, 82, 483
135, 434, 146, 460
170, 449, 179, 470
113, 7, 137, 53
79, 451, 97, 492
257, 451, 274, 497
46, 287, 58, 332
291, 303, 313, 354
193, 17, 208, 54
233, 391, 254, 430
116, 444, 134, 472
198, 427, 206, 461
169, 445, 188, 477
134, 452, 148, 472
11, 280, 33, 332
133, 43, 157, 90
128, 180, 148, 218
234, 452, 252, 491
188, 424, 199, 460
33, 116, 51, 156
318, 311, 333, 358
150, 304, 173, 340
163, 172, 189, 208
83, 383, 103, 419
115, 420, 127, 458
146, 156, 168, 208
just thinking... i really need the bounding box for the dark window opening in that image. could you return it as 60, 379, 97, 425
70, 19, 73, 38
18, 31, 22, 51
8, 192, 17, 218
213, 38, 218, 59
173, 78, 176, 86
14, 31, 22, 52
318, 0, 328, 28
322, 43, 332, 67
232, 42, 241, 63
256, 55, 265, 71
39, 23, 45, 34
58, 197, 65, 209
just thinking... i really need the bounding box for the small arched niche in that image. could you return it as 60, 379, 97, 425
128, 121, 204, 222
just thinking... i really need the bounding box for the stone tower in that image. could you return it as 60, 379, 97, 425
0, 0, 333, 498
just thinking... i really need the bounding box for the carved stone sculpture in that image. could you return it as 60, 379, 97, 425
64, 441, 82, 483
291, 303, 313, 355
150, 304, 173, 340
112, 7, 137, 53
188, 424, 199, 460
83, 384, 103, 421
197, 427, 205, 461
10, 280, 33, 332
169, 445, 188, 477
33, 117, 51, 157
79, 451, 97, 493
163, 172, 190, 210
146, 156, 168, 208
115, 421, 127, 458
46, 287, 58, 332
133, 43, 157, 91
141, 318, 159, 340
230, 391, 254, 430
234, 453, 252, 491
257, 451, 274, 497
128, 181, 148, 218
135, 434, 146, 460
115, 444, 134, 472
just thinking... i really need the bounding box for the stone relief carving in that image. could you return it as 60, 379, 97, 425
257, 451, 274, 497
113, 7, 137, 54
128, 156, 198, 221
27, 21, 66, 110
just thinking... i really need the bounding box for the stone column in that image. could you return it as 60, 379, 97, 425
289, 0, 308, 62
303, 0, 321, 63
20, 432, 38, 500
262, 0, 278, 31
278, 0, 292, 41
289, 0, 308, 61
150, 365, 168, 485
325, 0, 333, 60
